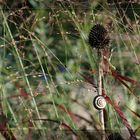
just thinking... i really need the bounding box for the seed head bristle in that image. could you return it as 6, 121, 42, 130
88, 24, 110, 49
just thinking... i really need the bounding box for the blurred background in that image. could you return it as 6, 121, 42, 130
0, 0, 140, 139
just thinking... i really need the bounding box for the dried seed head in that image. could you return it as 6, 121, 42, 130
88, 24, 110, 49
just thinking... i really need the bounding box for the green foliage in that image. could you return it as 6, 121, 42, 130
0, 0, 140, 139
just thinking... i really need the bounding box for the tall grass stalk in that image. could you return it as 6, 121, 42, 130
97, 51, 105, 140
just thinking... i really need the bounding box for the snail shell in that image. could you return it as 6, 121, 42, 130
93, 95, 106, 110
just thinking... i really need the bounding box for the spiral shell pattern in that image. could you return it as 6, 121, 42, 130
93, 95, 106, 110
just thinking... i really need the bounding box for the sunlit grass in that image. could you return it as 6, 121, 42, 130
0, 0, 140, 139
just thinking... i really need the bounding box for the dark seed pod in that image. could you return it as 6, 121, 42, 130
88, 24, 110, 49
93, 95, 106, 110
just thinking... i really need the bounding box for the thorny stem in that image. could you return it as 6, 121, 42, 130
97, 50, 105, 140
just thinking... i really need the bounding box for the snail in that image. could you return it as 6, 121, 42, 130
93, 95, 106, 110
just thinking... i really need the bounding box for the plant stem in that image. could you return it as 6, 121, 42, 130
97, 50, 105, 140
